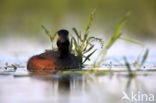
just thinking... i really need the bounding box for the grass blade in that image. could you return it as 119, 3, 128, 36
41, 25, 51, 38
93, 12, 130, 67
133, 53, 141, 67
50, 32, 57, 50
123, 57, 131, 72
69, 38, 73, 52
72, 27, 81, 41
84, 9, 96, 35
82, 49, 96, 64
41, 25, 57, 50
72, 36, 78, 50
106, 12, 130, 49
140, 49, 149, 66
123, 57, 136, 77
83, 45, 94, 54
114, 12, 130, 39
120, 36, 144, 46
82, 9, 96, 48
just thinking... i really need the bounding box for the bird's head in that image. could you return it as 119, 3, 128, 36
57, 29, 69, 44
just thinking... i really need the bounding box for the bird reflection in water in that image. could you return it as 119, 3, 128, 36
31, 73, 84, 102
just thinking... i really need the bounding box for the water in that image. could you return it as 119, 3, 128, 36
0, 67, 156, 103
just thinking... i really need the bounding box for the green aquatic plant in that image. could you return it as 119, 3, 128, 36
133, 49, 149, 70
123, 49, 149, 77
92, 12, 143, 67
92, 12, 130, 67
41, 10, 145, 69
4, 63, 17, 71
41, 25, 57, 50
70, 9, 104, 65
123, 57, 135, 77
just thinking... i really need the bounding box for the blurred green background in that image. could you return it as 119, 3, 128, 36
0, 0, 156, 41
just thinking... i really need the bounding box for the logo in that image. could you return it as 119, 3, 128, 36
121, 91, 155, 102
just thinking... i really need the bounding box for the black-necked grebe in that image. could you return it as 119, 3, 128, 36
27, 29, 80, 73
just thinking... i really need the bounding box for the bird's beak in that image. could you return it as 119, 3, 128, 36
60, 39, 66, 43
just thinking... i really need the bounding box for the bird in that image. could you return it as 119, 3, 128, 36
27, 29, 80, 74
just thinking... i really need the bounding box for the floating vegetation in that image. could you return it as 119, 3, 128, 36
56, 69, 115, 75
4, 63, 17, 72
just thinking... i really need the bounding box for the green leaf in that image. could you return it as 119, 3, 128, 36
72, 27, 81, 40
114, 12, 130, 39
41, 25, 51, 37
72, 36, 78, 50
41, 25, 57, 50
11, 64, 17, 71
50, 32, 57, 50
82, 9, 96, 48
123, 57, 132, 73
133, 53, 141, 67
83, 45, 94, 54
84, 9, 95, 35
69, 38, 73, 52
82, 49, 96, 64
120, 36, 144, 46
105, 12, 130, 49
140, 49, 149, 66
93, 12, 130, 67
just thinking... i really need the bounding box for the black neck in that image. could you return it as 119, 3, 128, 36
57, 40, 70, 58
